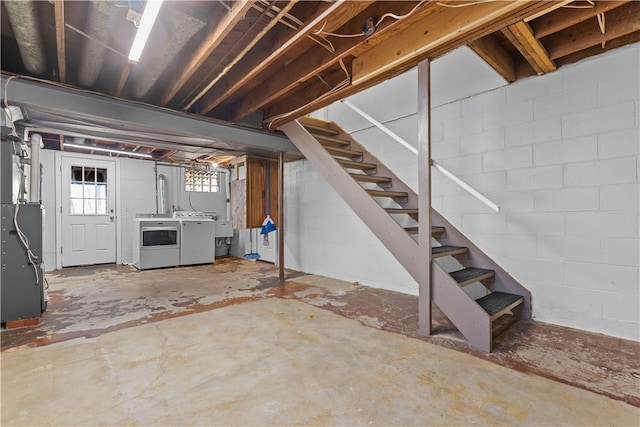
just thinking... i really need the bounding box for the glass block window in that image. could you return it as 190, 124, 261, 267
185, 168, 219, 192
70, 166, 108, 215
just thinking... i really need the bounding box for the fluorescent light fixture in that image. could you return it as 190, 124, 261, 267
64, 143, 153, 159
128, 0, 164, 63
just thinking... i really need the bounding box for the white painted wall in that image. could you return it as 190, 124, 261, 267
286, 43, 640, 341
119, 158, 157, 264
41, 153, 228, 268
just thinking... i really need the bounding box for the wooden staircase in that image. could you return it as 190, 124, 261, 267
281, 117, 531, 352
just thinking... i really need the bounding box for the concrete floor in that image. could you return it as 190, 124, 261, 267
2, 258, 639, 426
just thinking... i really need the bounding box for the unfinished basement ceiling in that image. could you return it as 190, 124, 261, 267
2, 0, 639, 162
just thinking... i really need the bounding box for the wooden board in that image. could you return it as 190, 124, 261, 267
230, 156, 279, 229
246, 158, 279, 229
230, 178, 246, 229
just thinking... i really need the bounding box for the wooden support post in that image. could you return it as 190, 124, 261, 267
278, 151, 285, 283
418, 59, 432, 336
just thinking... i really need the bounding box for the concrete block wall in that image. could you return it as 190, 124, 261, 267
293, 43, 639, 341
284, 159, 417, 294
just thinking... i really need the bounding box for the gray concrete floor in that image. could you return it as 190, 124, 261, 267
2, 258, 639, 426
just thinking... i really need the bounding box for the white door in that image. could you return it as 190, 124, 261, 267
61, 157, 116, 266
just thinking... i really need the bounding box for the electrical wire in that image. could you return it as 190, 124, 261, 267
182, 1, 284, 111
561, 0, 594, 9
314, 0, 427, 38
266, 58, 351, 129
65, 23, 128, 58
597, 12, 606, 49
436, 0, 495, 8
188, 189, 197, 211
10, 141, 41, 286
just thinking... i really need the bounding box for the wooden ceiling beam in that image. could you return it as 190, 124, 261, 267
114, 63, 131, 97
530, 0, 629, 38
229, 1, 434, 122
53, 0, 66, 83
157, 150, 178, 161
545, 1, 640, 60
555, 29, 640, 67
198, 0, 372, 115
267, 2, 558, 128
468, 35, 517, 82
184, 0, 299, 112
350, 1, 544, 87
158, 1, 255, 106
502, 21, 556, 75
267, 65, 382, 129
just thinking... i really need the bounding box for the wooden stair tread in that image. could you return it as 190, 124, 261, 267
313, 134, 351, 147
366, 189, 408, 198
386, 208, 418, 215
449, 267, 495, 287
431, 245, 468, 258
350, 174, 392, 185
432, 225, 445, 235
326, 146, 362, 159
302, 122, 339, 135
475, 291, 523, 319
286, 118, 530, 353
404, 226, 444, 236
338, 159, 377, 171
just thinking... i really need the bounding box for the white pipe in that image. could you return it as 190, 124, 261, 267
29, 133, 42, 204
432, 160, 500, 213
341, 99, 418, 155
155, 162, 231, 220
158, 173, 168, 214
341, 98, 500, 213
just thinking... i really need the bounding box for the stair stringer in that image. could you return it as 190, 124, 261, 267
433, 263, 492, 352
328, 121, 531, 322
330, 119, 530, 321
280, 120, 421, 280
280, 117, 530, 352
431, 209, 531, 320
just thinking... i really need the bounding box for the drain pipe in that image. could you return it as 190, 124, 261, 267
155, 162, 231, 219
29, 133, 42, 204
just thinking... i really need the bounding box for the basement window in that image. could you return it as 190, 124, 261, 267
70, 166, 108, 215
185, 168, 219, 193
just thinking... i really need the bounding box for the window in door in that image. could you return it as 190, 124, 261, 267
70, 166, 108, 215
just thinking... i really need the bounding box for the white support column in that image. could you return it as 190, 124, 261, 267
418, 59, 432, 335
278, 151, 285, 283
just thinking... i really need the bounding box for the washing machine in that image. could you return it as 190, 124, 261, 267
173, 211, 216, 266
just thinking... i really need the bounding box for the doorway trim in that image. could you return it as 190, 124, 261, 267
55, 151, 121, 269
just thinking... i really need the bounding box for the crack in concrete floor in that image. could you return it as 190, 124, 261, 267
2, 257, 639, 421
3, 297, 639, 426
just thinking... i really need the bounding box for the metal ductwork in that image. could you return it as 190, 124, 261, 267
3, 1, 47, 76
77, 0, 117, 88
130, 10, 206, 99
29, 133, 42, 204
